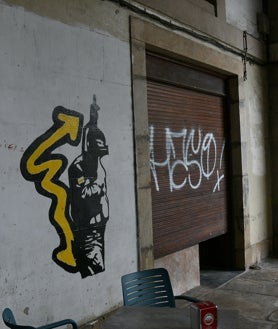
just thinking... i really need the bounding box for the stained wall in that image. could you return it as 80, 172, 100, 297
0, 0, 137, 325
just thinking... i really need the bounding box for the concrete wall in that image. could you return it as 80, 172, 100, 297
0, 0, 137, 325
0, 0, 272, 326
243, 63, 271, 264
226, 0, 262, 38
268, 0, 278, 253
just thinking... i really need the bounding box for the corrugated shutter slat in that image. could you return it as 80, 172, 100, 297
147, 71, 229, 259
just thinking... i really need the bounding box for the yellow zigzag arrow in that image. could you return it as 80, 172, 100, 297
22, 107, 83, 269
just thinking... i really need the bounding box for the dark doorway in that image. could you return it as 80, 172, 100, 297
199, 233, 234, 268
199, 234, 243, 287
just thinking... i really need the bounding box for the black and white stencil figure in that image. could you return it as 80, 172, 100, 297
69, 95, 109, 278
21, 94, 109, 278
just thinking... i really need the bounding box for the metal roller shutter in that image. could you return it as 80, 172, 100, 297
146, 53, 230, 259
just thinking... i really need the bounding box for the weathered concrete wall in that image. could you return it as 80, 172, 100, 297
243, 63, 271, 264
268, 0, 278, 253
0, 0, 137, 325
226, 0, 262, 37
154, 246, 200, 295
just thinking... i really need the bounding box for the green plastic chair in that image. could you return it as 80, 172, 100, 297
121, 267, 201, 307
2, 308, 78, 329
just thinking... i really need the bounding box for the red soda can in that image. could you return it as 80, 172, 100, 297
190, 301, 217, 329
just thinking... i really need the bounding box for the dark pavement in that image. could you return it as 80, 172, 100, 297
183, 257, 278, 328
83, 258, 278, 329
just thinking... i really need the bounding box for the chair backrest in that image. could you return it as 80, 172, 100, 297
121, 268, 176, 307
2, 308, 34, 329
3, 308, 78, 329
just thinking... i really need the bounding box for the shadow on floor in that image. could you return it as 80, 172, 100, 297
200, 269, 244, 288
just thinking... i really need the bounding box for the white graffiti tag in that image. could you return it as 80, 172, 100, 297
149, 126, 225, 192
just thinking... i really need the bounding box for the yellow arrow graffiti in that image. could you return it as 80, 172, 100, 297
26, 112, 81, 268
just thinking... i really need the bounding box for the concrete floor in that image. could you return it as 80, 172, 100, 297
200, 269, 244, 288
182, 257, 278, 329
84, 258, 278, 329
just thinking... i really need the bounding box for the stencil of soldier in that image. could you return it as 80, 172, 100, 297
68, 95, 109, 278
